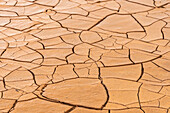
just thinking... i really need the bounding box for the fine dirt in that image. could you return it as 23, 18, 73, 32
0, 0, 170, 113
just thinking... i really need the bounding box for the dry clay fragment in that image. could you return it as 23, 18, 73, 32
43, 78, 107, 109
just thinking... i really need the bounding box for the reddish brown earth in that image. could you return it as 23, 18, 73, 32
0, 0, 170, 113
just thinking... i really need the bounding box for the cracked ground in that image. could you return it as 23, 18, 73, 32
0, 0, 170, 113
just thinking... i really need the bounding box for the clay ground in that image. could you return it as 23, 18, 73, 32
0, 0, 170, 113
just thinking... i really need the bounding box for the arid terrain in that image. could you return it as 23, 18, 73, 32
0, 0, 170, 113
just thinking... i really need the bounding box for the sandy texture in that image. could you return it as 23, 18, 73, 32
0, 0, 170, 113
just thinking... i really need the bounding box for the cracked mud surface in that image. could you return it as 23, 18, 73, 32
0, 0, 170, 113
